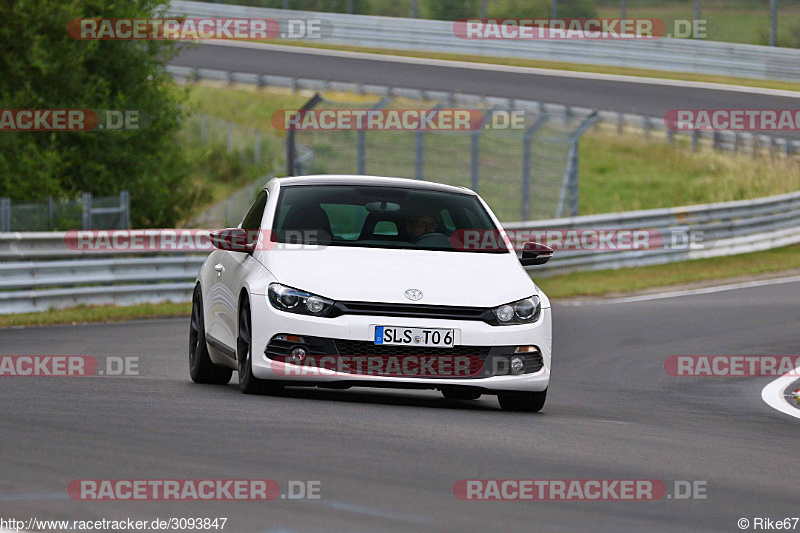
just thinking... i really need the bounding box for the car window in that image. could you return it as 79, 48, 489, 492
273, 184, 505, 253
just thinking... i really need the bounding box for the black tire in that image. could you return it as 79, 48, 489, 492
441, 388, 482, 401
237, 297, 282, 395
189, 285, 233, 385
497, 389, 547, 412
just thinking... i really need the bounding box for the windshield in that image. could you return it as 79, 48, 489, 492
272, 184, 507, 253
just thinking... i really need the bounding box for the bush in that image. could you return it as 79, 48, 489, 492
555, 0, 598, 18
0, 0, 196, 228
424, 0, 480, 20
487, 0, 550, 19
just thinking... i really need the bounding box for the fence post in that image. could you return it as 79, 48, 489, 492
521, 114, 549, 221
470, 129, 480, 193
0, 197, 10, 232
414, 101, 442, 180
617, 112, 624, 134
558, 112, 598, 219
254, 130, 261, 163
691, 130, 700, 152
414, 130, 424, 180
120, 190, 130, 229
358, 98, 390, 175
82, 192, 92, 230
286, 93, 322, 176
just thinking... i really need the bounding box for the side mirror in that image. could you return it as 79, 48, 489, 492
519, 242, 553, 266
210, 228, 256, 252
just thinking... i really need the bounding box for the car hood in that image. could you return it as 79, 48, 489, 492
261, 246, 538, 308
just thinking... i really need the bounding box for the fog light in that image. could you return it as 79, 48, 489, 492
510, 355, 525, 375
288, 346, 308, 364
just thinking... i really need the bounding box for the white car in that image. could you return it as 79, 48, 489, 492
190, 175, 553, 412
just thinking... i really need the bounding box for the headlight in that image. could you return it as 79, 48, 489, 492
492, 295, 541, 325
268, 283, 335, 317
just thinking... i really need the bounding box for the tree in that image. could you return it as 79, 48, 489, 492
0, 0, 195, 227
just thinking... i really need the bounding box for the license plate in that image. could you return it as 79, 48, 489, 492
374, 326, 455, 348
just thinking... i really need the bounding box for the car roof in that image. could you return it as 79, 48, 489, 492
271, 175, 477, 195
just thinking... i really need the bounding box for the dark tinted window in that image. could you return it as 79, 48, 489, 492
273, 185, 504, 252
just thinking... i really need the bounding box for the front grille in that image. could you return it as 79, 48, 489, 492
333, 339, 491, 358
332, 301, 490, 322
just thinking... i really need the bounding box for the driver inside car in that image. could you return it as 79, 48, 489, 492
404, 212, 439, 242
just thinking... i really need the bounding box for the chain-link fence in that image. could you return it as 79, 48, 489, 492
288, 93, 597, 221
181, 112, 276, 165
189, 173, 274, 228
0, 192, 129, 232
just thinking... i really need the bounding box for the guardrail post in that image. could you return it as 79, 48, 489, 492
786, 138, 794, 157
691, 130, 700, 152
82, 192, 92, 230
0, 197, 10, 232
713, 131, 722, 151
521, 114, 549, 221
471, 128, 480, 193
120, 190, 130, 229
617, 112, 623, 134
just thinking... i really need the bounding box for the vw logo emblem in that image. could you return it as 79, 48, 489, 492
404, 289, 423, 301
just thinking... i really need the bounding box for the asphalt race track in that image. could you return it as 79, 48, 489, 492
171, 43, 800, 138
1, 280, 798, 532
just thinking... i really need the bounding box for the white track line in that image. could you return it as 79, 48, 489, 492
199, 40, 800, 98
761, 366, 800, 419
560, 275, 800, 306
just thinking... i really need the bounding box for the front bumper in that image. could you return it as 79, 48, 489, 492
249, 294, 552, 393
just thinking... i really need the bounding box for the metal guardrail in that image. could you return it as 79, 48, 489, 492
1, 191, 798, 313
169, 0, 800, 82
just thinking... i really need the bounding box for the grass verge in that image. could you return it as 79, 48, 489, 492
2, 245, 797, 328
535, 244, 800, 299
0, 302, 191, 329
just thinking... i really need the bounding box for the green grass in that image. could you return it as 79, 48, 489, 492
579, 129, 800, 214
596, 2, 800, 47
2, 244, 797, 328
536, 244, 800, 299
0, 302, 192, 329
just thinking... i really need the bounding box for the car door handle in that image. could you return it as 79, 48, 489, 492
214, 263, 225, 276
